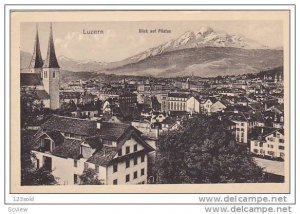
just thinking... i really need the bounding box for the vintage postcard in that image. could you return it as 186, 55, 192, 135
10, 10, 290, 193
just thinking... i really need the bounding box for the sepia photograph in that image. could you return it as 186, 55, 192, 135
10, 10, 290, 193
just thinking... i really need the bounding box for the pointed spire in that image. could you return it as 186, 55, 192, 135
28, 24, 44, 69
43, 23, 60, 68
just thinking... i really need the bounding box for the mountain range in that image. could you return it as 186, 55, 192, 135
21, 26, 283, 77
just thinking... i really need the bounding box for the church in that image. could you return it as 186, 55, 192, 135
21, 23, 60, 110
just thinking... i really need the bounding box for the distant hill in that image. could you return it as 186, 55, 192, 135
103, 47, 283, 77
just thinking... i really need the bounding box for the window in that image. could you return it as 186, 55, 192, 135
270, 145, 274, 149
95, 165, 99, 173
269, 137, 274, 142
118, 149, 122, 156
126, 174, 130, 182
279, 146, 284, 150
126, 159, 130, 168
141, 154, 145, 163
126, 146, 130, 154
279, 139, 284, 143
134, 171, 138, 179
44, 70, 47, 78
134, 144, 138, 152
141, 168, 145, 176
113, 179, 118, 185
53, 71, 55, 78
254, 142, 258, 147
84, 162, 88, 170
113, 163, 118, 173
74, 160, 78, 167
253, 149, 259, 153
134, 157, 138, 165
241, 123, 244, 126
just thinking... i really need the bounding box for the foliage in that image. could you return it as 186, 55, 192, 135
20, 89, 44, 129
58, 100, 77, 116
79, 168, 104, 185
153, 115, 265, 184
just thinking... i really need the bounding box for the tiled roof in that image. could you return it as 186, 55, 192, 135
20, 73, 43, 86
41, 115, 98, 136
87, 146, 118, 166
52, 138, 82, 159
97, 122, 130, 141
45, 130, 64, 145
249, 127, 278, 140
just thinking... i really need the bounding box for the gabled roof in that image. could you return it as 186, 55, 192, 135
97, 122, 131, 141
52, 139, 82, 159
203, 97, 217, 104
86, 146, 118, 167
45, 130, 64, 145
20, 73, 43, 86
41, 115, 98, 136
249, 127, 280, 140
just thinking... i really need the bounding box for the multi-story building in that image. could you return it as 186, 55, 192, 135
31, 115, 154, 185
228, 112, 256, 144
167, 92, 190, 112
250, 127, 285, 160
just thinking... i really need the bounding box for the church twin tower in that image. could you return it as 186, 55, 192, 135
29, 23, 60, 110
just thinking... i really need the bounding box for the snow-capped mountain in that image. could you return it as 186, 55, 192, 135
57, 55, 107, 72
125, 27, 268, 64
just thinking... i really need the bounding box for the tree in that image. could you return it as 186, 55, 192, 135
79, 168, 104, 185
153, 116, 265, 184
20, 89, 44, 129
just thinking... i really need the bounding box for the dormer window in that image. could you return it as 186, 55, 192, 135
41, 138, 52, 152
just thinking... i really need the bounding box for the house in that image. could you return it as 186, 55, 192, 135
250, 127, 285, 160
167, 92, 190, 112
211, 101, 227, 113
60, 92, 82, 105
201, 97, 217, 114
186, 96, 201, 114
31, 115, 154, 185
228, 112, 256, 144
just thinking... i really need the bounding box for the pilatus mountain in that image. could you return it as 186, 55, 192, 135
21, 26, 283, 77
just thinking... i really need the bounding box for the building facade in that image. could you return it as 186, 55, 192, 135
31, 115, 154, 185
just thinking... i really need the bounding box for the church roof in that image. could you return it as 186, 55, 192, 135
20, 73, 43, 86
43, 23, 60, 68
28, 26, 43, 69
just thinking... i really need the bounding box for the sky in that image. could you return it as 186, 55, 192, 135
20, 20, 283, 62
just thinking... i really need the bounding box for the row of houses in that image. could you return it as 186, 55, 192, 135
31, 115, 154, 185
